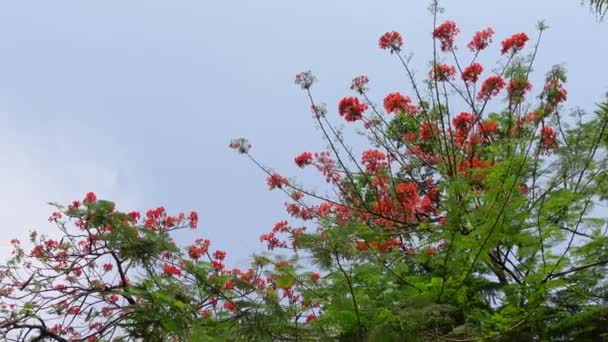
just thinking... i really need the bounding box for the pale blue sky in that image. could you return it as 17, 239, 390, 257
1, 1, 606, 264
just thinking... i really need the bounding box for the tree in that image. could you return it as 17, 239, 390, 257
588, 0, 608, 19
3, 3, 608, 341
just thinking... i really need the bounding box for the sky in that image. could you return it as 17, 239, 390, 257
0, 1, 607, 265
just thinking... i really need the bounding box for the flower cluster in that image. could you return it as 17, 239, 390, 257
350, 75, 369, 94
433, 20, 460, 51
462, 63, 483, 84
378, 31, 404, 53
468, 27, 495, 52
477, 76, 506, 101
501, 32, 529, 54
383, 92, 418, 115
338, 97, 368, 122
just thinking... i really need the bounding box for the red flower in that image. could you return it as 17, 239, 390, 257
223, 300, 237, 312
127, 211, 141, 223
310, 272, 321, 282
433, 20, 460, 51
468, 28, 495, 52
224, 280, 235, 290
462, 63, 483, 84
395, 182, 419, 208
188, 211, 199, 229
383, 92, 417, 115
350, 75, 369, 94
378, 31, 403, 52
83, 192, 97, 204
452, 112, 477, 131
162, 263, 182, 277
519, 183, 528, 194
306, 313, 316, 322
361, 149, 388, 172
425, 248, 437, 256
477, 76, 506, 101
478, 120, 499, 135
267, 173, 289, 190
67, 307, 81, 315
213, 250, 227, 261
541, 126, 558, 150
338, 97, 368, 122
500, 33, 529, 55
294, 152, 313, 167
544, 79, 568, 110
102, 263, 113, 272
430, 64, 456, 81
419, 122, 438, 141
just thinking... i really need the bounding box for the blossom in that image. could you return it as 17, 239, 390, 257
544, 79, 568, 110
67, 307, 81, 315
395, 182, 419, 208
162, 263, 182, 277
433, 20, 460, 51
430, 64, 456, 81
310, 272, 321, 282
267, 173, 289, 190
127, 211, 141, 223
213, 250, 227, 261
361, 149, 388, 172
452, 112, 477, 131
350, 75, 369, 94
462, 63, 483, 84
478, 120, 499, 135
224, 280, 235, 290
540, 126, 558, 150
500, 33, 529, 54
48, 211, 62, 223
102, 263, 113, 272
338, 97, 368, 122
477, 76, 506, 101
468, 27, 495, 52
383, 92, 417, 115
223, 300, 237, 312
378, 31, 403, 53
83, 192, 97, 204
306, 313, 316, 322
294, 152, 313, 167
295, 71, 316, 90
188, 211, 199, 229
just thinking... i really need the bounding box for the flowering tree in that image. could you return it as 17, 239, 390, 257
3, 2, 608, 341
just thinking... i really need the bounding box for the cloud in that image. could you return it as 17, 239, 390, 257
0, 112, 140, 259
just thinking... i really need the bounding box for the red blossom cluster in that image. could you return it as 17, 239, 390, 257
477, 76, 506, 101
350, 75, 369, 94
338, 96, 368, 122
267, 173, 289, 190
540, 126, 558, 152
468, 27, 495, 52
383, 92, 418, 115
433, 20, 460, 51
544, 79, 568, 110
378, 31, 404, 53
462, 63, 484, 84
294, 152, 313, 167
501, 32, 529, 54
